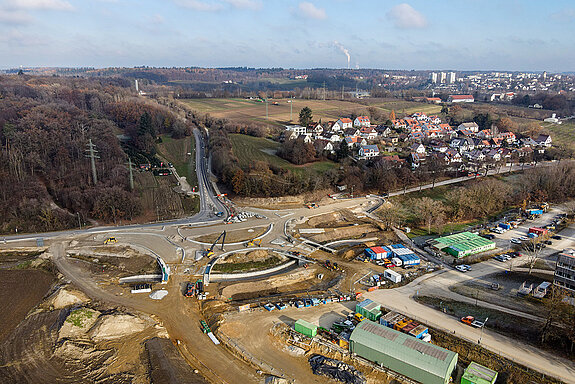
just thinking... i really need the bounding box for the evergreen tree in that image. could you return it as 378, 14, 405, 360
299, 107, 313, 126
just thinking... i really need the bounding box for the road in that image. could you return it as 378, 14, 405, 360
2, 145, 573, 383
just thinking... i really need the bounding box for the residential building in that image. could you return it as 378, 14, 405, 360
554, 253, 575, 294
359, 127, 377, 140
534, 134, 552, 147
336, 118, 353, 129
285, 124, 306, 135
354, 116, 371, 127
447, 72, 456, 84
359, 144, 380, 159
430, 72, 438, 83
458, 122, 480, 133
410, 143, 426, 155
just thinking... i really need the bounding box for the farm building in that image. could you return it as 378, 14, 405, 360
349, 320, 457, 384
461, 362, 498, 384
356, 299, 382, 321
430, 232, 495, 258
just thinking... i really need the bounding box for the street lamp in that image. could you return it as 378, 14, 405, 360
479, 317, 488, 344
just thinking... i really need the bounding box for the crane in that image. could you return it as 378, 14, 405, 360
204, 231, 226, 257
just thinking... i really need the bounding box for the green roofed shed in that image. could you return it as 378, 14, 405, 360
461, 362, 498, 384
431, 232, 495, 258
350, 320, 457, 384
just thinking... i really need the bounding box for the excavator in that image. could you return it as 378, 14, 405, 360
204, 231, 226, 257
104, 237, 117, 245
244, 238, 262, 247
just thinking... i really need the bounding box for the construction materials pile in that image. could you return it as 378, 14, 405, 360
308, 354, 365, 384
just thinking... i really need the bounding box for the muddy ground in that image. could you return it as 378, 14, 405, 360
0, 269, 55, 343
145, 337, 208, 384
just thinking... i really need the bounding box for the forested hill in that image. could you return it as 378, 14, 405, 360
0, 75, 193, 234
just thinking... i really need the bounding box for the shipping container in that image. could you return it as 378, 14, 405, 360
379, 311, 406, 328
364, 246, 390, 260
295, 319, 318, 337
409, 324, 429, 340
498, 223, 511, 230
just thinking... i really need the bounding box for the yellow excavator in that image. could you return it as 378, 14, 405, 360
244, 238, 262, 247
204, 231, 226, 257
104, 237, 117, 245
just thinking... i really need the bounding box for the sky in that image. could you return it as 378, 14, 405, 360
1, 0, 575, 72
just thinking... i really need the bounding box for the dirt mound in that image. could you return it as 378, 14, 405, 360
223, 249, 273, 263
51, 288, 90, 309
221, 268, 316, 298
90, 314, 147, 342
310, 224, 380, 243
0, 310, 135, 384
59, 308, 101, 340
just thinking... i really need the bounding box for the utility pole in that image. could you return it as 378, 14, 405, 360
290, 97, 293, 122
323, 81, 326, 100
127, 157, 134, 191
265, 99, 268, 120
341, 85, 344, 99
85, 139, 99, 185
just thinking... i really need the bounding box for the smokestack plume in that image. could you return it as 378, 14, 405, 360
334, 41, 350, 69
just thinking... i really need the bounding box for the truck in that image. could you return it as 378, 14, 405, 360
498, 223, 511, 231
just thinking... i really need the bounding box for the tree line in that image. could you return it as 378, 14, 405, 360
0, 75, 193, 233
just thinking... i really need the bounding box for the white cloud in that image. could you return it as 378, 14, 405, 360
0, 9, 32, 23
387, 3, 427, 29
4, 0, 74, 11
224, 0, 261, 11
173, 0, 224, 12
297, 2, 326, 20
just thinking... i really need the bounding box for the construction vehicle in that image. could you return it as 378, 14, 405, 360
104, 237, 117, 244
184, 282, 196, 297
244, 238, 262, 247
204, 231, 226, 257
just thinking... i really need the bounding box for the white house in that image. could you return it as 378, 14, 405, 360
285, 124, 306, 135
323, 132, 342, 142
358, 144, 380, 159
308, 123, 324, 136
534, 134, 552, 148
458, 122, 479, 133
331, 121, 343, 131
337, 118, 353, 129
410, 143, 426, 155
354, 116, 371, 127
359, 127, 377, 140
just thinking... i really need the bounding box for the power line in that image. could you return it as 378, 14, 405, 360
85, 138, 100, 185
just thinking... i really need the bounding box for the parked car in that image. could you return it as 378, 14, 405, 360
519, 236, 529, 241
494, 255, 507, 262
543, 240, 553, 245
551, 235, 562, 240
455, 265, 469, 272
482, 234, 496, 240
510, 238, 522, 245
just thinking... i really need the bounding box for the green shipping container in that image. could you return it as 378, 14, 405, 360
461, 362, 498, 384
295, 319, 317, 337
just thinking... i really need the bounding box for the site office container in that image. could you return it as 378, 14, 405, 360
384, 269, 402, 283
294, 319, 318, 337
401, 321, 417, 335
380, 311, 406, 328
498, 223, 511, 230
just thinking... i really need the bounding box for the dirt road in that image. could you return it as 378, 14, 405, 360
51, 243, 260, 384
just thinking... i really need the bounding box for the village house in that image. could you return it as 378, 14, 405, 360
410, 143, 426, 155
534, 134, 552, 148
359, 144, 380, 159
359, 126, 378, 140
458, 122, 480, 133
336, 118, 353, 130
354, 116, 371, 127
314, 139, 334, 154
345, 136, 367, 148
343, 127, 361, 137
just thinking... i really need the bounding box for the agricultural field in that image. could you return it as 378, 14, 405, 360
228, 134, 336, 173
180, 97, 439, 126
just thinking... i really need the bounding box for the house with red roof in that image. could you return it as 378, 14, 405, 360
354, 116, 371, 127
337, 118, 353, 129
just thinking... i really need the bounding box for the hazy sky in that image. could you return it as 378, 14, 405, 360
1, 0, 574, 71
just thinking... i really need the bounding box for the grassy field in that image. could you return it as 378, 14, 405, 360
180, 97, 438, 126
542, 120, 575, 150
156, 134, 197, 186
228, 133, 336, 173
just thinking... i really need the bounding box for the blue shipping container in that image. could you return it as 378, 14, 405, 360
499, 223, 511, 230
